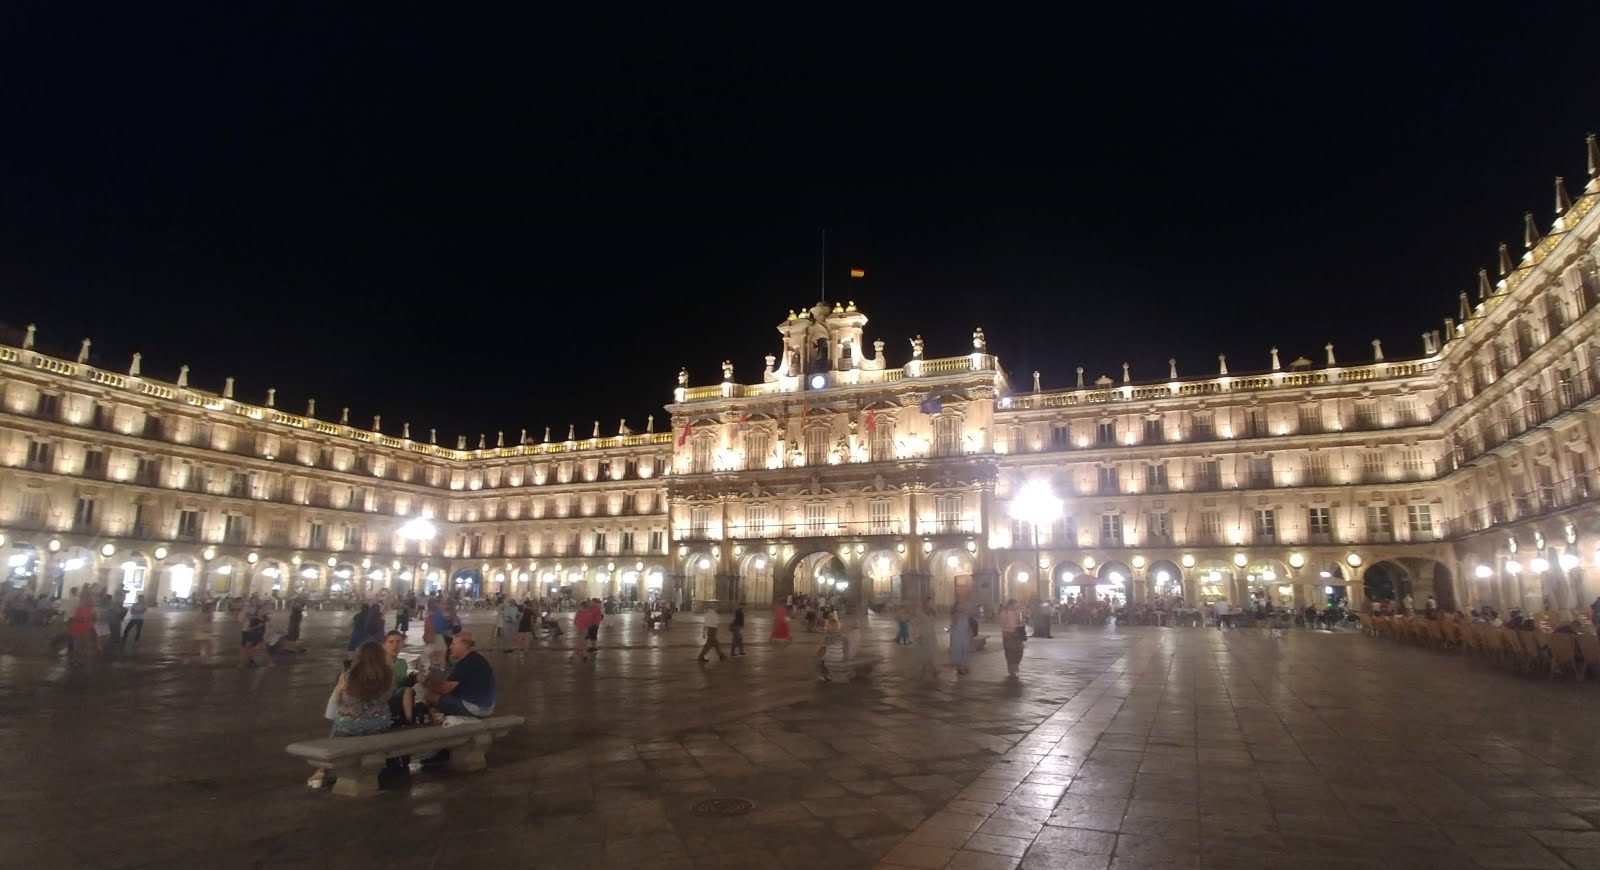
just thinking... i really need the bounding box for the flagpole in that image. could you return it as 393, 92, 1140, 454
820, 228, 827, 303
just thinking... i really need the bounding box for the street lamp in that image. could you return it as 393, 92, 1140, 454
1008, 480, 1063, 602
398, 516, 437, 595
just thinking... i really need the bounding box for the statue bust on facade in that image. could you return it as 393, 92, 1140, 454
910, 335, 924, 360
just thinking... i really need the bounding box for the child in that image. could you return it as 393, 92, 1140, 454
815, 617, 846, 682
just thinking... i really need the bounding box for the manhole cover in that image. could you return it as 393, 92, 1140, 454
691, 797, 755, 817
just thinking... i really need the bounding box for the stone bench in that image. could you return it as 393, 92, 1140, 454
286, 715, 524, 797
972, 634, 991, 652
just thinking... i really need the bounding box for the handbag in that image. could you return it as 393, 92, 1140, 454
1014, 625, 1028, 642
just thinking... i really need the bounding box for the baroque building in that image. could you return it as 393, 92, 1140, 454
8, 139, 1600, 615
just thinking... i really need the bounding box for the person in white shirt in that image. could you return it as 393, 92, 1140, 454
1214, 599, 1231, 630
698, 607, 726, 663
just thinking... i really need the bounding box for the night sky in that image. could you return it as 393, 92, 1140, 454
3, 4, 1600, 442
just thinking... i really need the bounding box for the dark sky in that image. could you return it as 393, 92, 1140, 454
3, 3, 1600, 443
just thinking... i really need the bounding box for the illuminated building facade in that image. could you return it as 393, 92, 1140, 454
7, 140, 1600, 614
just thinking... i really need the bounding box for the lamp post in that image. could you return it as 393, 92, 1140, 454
1008, 480, 1063, 605
398, 517, 437, 596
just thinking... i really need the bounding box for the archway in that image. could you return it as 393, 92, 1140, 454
208, 556, 245, 600
682, 550, 716, 606
1000, 559, 1034, 605
736, 550, 774, 605
790, 550, 848, 599
163, 555, 200, 603
1311, 562, 1352, 607
1192, 561, 1235, 603
113, 550, 152, 605
252, 559, 288, 597
1241, 558, 1292, 608
1094, 561, 1131, 606
450, 568, 483, 598
930, 548, 972, 608
3, 541, 42, 592
1147, 559, 1183, 602
56, 545, 95, 600
1052, 561, 1085, 604
1363, 561, 1404, 605
293, 562, 326, 595
330, 562, 362, 597
1390, 557, 1456, 611
862, 548, 903, 606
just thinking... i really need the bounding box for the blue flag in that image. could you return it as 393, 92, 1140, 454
919, 396, 942, 415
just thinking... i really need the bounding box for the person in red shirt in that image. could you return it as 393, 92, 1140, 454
66, 592, 97, 669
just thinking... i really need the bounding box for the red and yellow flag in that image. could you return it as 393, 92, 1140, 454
849, 268, 865, 278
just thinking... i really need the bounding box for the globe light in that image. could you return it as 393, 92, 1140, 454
1505, 560, 1523, 575
1530, 557, 1550, 573
1559, 553, 1581, 571
1016, 571, 1029, 583
810, 374, 826, 390
398, 517, 437, 541
99, 543, 115, 557
1474, 565, 1493, 579
1156, 571, 1170, 583
698, 558, 710, 570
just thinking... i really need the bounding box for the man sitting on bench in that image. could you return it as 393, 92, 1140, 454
423, 632, 496, 719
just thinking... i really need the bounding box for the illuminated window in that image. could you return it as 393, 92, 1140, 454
1406, 505, 1433, 536
869, 500, 893, 534
934, 417, 961, 457
805, 428, 829, 465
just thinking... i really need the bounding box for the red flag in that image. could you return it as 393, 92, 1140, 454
678, 419, 692, 446
865, 408, 876, 431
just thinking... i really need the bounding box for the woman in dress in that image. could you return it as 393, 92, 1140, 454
770, 599, 792, 641
308, 640, 394, 789
948, 598, 974, 675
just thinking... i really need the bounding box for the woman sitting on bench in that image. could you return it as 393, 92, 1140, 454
308, 641, 393, 790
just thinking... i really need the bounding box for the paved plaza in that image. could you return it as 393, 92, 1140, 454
6, 612, 1600, 869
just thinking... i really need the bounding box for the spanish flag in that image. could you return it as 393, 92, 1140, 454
849, 268, 865, 278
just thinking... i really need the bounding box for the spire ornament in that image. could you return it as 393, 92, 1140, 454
1478, 267, 1492, 300
1524, 212, 1539, 249
1588, 132, 1599, 178
130, 353, 142, 377
1498, 243, 1513, 276
1556, 176, 1573, 214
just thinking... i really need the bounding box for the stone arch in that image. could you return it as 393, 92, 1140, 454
1052, 560, 1085, 603
208, 555, 247, 598
450, 567, 483, 598
786, 549, 848, 599
1147, 559, 1184, 601
331, 561, 362, 596
1310, 561, 1353, 606
861, 548, 904, 605
1241, 557, 1292, 607
252, 558, 288, 597
1191, 560, 1236, 603
1000, 558, 1035, 605
1093, 560, 1132, 605
162, 553, 201, 602
1362, 558, 1455, 611
930, 547, 973, 607
682, 549, 717, 604
736, 550, 775, 605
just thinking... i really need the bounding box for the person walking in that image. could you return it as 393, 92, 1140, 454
770, 600, 791, 642
584, 598, 604, 657
895, 605, 912, 645
498, 599, 520, 653
729, 601, 747, 657
571, 602, 594, 662
698, 607, 727, 662
948, 599, 974, 675
1031, 599, 1053, 639
394, 597, 410, 633
121, 596, 148, 646
999, 598, 1026, 677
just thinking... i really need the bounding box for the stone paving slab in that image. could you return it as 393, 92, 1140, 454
6, 611, 1600, 868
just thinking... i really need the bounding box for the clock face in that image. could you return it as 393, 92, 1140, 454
810, 374, 826, 390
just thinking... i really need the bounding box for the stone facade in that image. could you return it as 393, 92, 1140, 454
8, 146, 1600, 614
